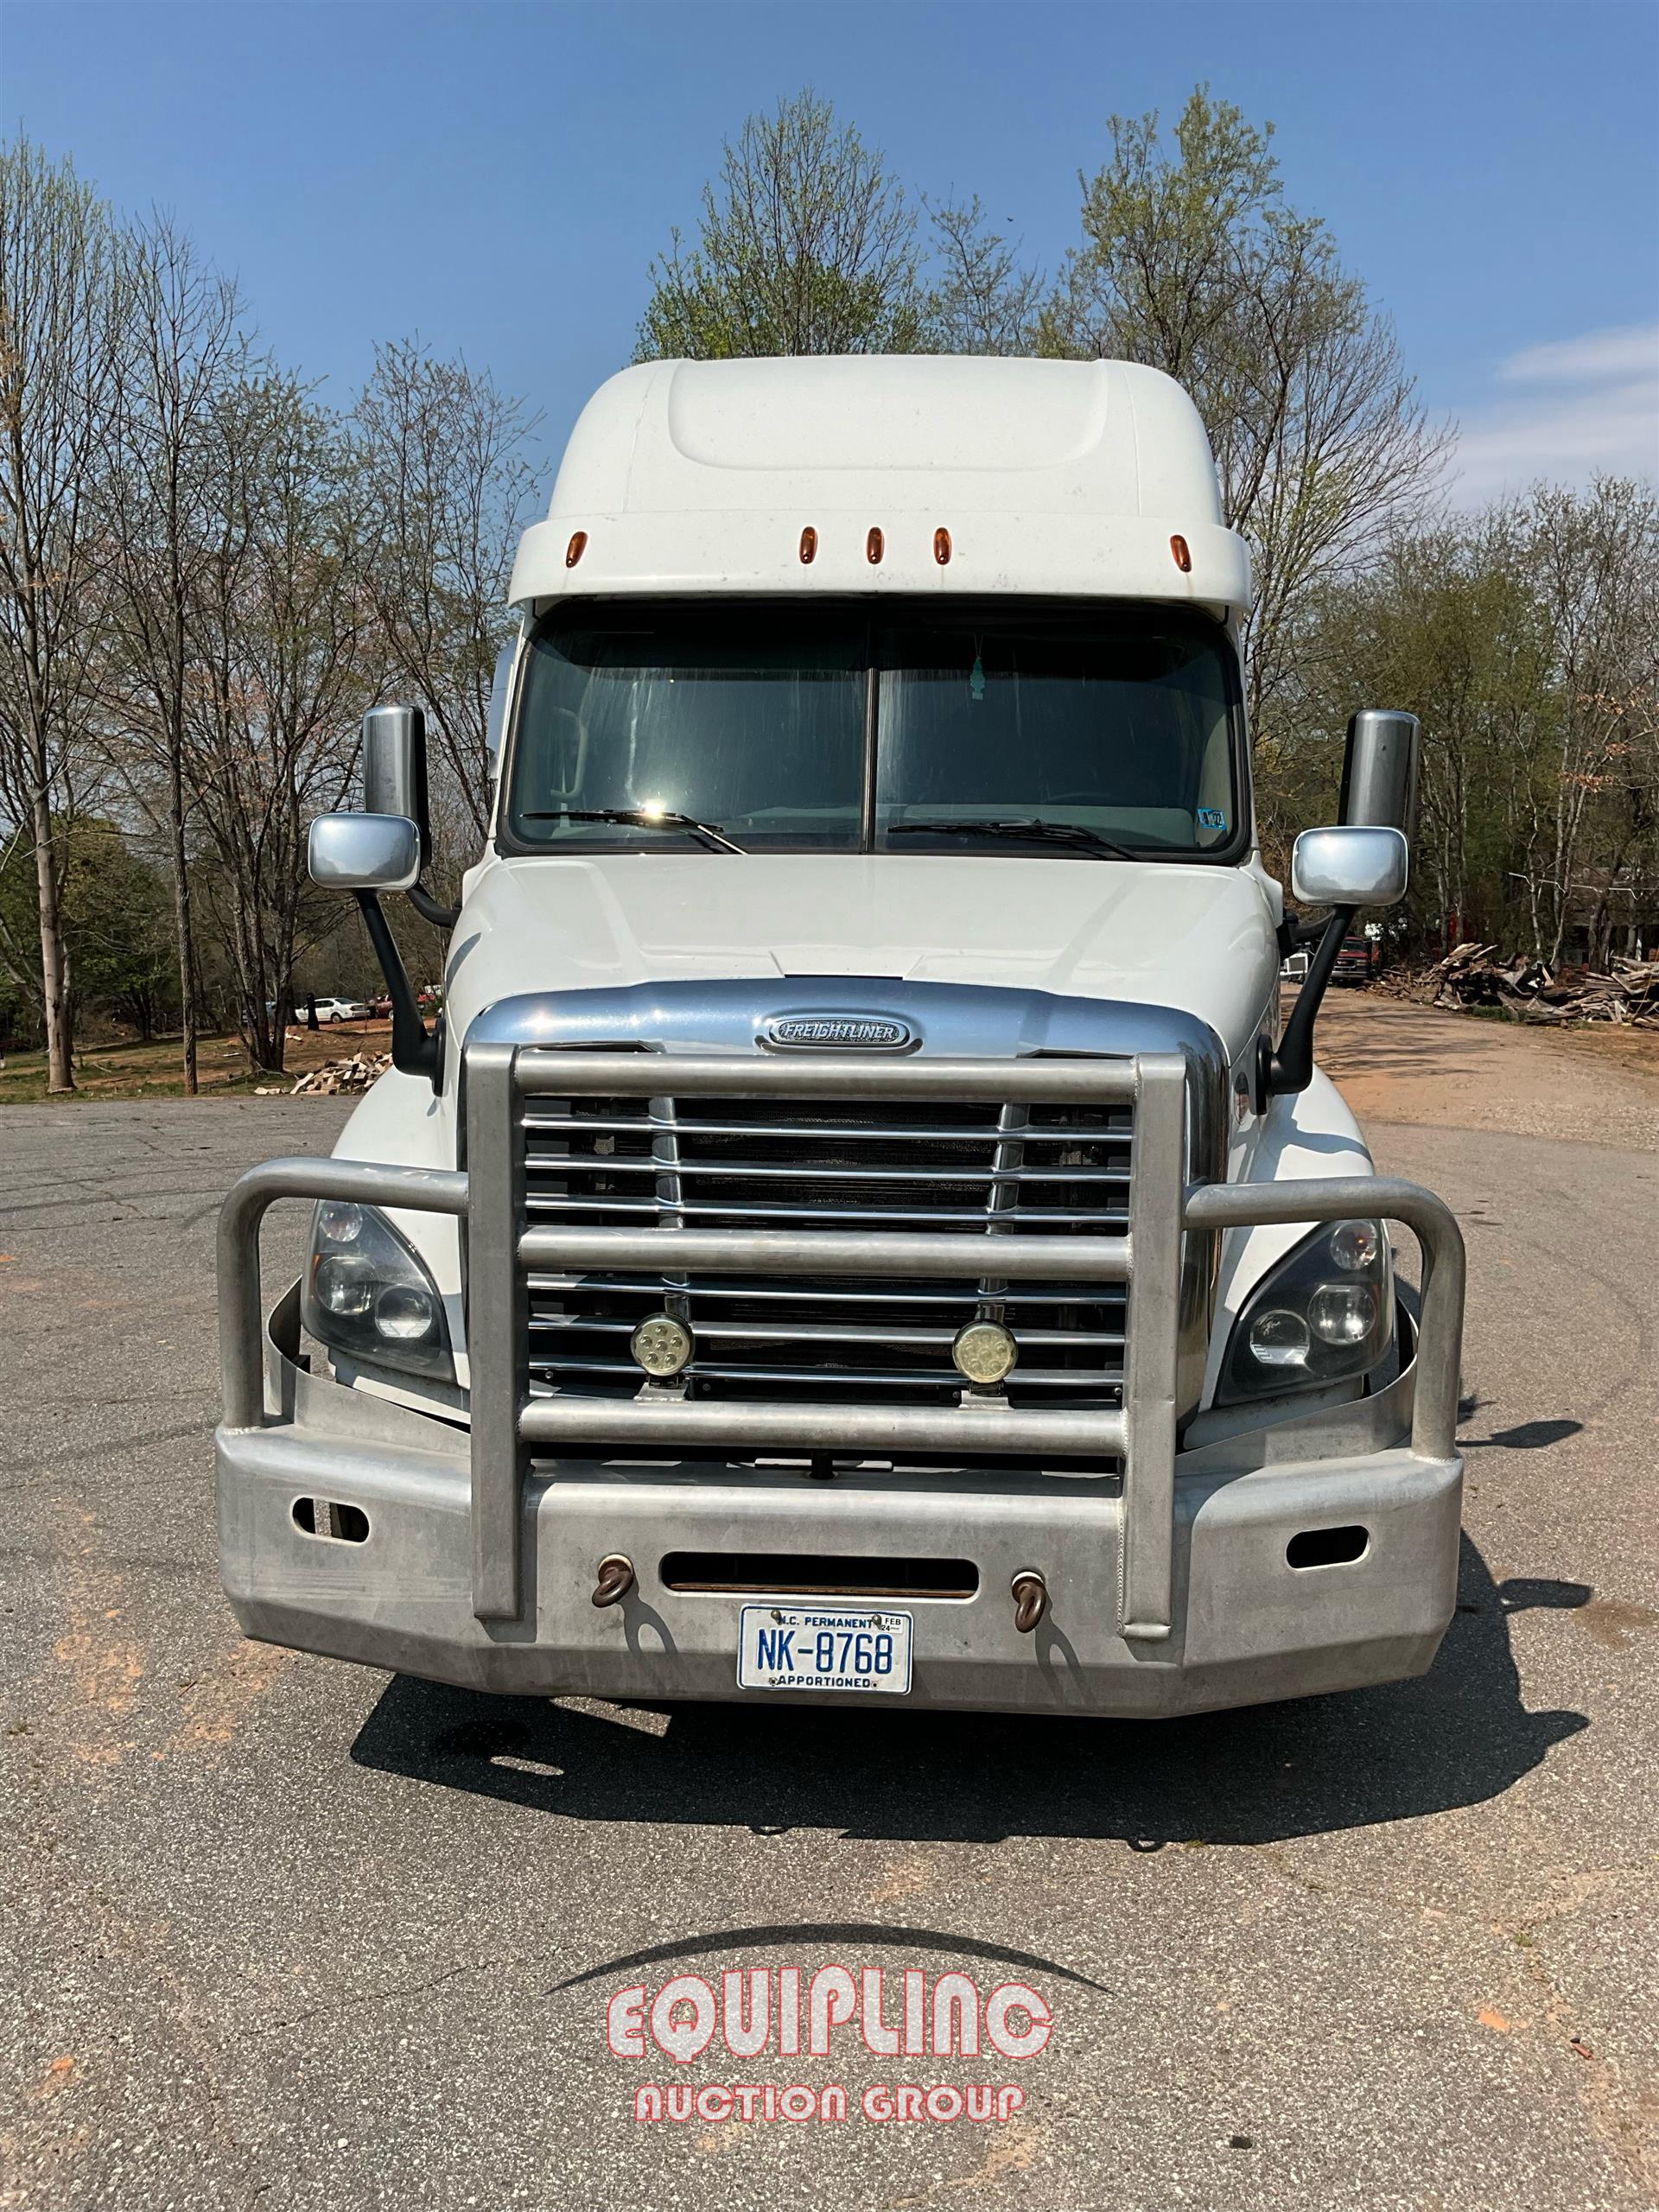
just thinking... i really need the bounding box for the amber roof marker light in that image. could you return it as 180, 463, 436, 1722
565, 530, 588, 569
1169, 533, 1192, 573
866, 525, 884, 565
934, 527, 952, 566
798, 525, 817, 565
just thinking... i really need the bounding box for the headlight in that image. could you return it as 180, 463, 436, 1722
1218, 1217, 1393, 1403
301, 1201, 454, 1382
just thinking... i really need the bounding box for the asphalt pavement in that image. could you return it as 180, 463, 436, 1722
3, 1049, 1656, 2211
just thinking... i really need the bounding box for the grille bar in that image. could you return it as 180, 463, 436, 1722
527, 1361, 1127, 1391
518, 1226, 1131, 1281
524, 1154, 1131, 1186
525, 1192, 1128, 1228
528, 1315, 1125, 1348
527, 1274, 1126, 1309
524, 1109, 1130, 1147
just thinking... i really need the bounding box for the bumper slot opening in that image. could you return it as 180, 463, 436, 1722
292, 1497, 370, 1543
1287, 1524, 1370, 1570
660, 1550, 979, 1599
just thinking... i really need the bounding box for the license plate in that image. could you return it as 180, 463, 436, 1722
736, 1604, 913, 1695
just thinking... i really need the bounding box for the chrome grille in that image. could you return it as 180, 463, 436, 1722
519, 1084, 1131, 1410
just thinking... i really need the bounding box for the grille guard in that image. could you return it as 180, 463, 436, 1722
219, 1046, 1465, 1647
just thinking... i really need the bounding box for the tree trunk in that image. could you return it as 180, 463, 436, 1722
166, 742, 200, 1095
29, 781, 74, 1093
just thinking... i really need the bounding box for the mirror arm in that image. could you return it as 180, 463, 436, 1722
1257, 906, 1356, 1105
1274, 912, 1330, 957
408, 880, 461, 931
354, 892, 439, 1086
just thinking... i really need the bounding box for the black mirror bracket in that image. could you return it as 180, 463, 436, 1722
408, 881, 461, 931
354, 891, 441, 1090
1274, 912, 1329, 957
1256, 905, 1357, 1108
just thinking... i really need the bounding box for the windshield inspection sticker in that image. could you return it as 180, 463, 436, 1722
1197, 807, 1228, 830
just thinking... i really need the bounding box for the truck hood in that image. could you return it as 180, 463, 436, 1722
447, 853, 1279, 1065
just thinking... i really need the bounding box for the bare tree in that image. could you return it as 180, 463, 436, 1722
354, 338, 538, 844
186, 374, 378, 1072
925, 196, 1044, 356
1040, 90, 1449, 731
636, 92, 926, 359
1515, 477, 1659, 964
0, 139, 129, 1090
104, 212, 250, 1091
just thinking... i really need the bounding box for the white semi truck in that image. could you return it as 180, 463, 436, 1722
216, 355, 1465, 1717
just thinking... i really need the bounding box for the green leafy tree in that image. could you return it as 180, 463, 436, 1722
1294, 480, 1659, 961
636, 92, 927, 359
1039, 89, 1448, 732
0, 816, 177, 1047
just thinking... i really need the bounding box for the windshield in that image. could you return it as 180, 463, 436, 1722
505, 599, 1243, 858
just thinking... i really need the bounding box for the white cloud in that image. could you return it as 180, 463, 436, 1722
1447, 320, 1658, 508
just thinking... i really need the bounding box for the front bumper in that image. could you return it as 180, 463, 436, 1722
218, 1286, 1461, 1719
216, 1044, 1466, 1719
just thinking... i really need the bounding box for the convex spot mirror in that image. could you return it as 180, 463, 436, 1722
361, 705, 431, 865
1291, 824, 1408, 910
1340, 709, 1420, 836
308, 812, 422, 893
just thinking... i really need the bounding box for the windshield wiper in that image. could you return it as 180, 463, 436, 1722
887, 817, 1137, 862
521, 807, 747, 854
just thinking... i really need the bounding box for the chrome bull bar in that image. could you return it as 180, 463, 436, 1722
218, 1043, 1465, 1650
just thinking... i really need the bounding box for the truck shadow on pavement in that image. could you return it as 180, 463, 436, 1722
349, 1534, 1588, 1847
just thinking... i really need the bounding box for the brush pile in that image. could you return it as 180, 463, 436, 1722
285, 1052, 393, 1095
1414, 943, 1659, 1026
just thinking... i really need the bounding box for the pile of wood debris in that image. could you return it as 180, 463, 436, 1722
1411, 942, 1659, 1026
255, 1052, 393, 1096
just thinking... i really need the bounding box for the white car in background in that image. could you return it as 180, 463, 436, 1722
267, 995, 368, 1024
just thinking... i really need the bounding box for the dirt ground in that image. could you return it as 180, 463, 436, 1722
1310, 990, 1659, 1154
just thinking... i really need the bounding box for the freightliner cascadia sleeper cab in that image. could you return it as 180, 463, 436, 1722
215, 355, 1464, 1717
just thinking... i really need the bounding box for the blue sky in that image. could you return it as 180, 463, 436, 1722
5, 0, 1656, 505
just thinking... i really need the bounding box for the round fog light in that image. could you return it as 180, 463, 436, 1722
631, 1313, 694, 1378
951, 1319, 1019, 1387
1309, 1281, 1377, 1346
1248, 1308, 1310, 1370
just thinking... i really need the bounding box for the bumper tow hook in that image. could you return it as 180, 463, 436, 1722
591, 1554, 636, 1608
1011, 1571, 1048, 1634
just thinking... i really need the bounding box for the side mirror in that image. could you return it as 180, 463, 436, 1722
1291, 825, 1408, 909
1339, 709, 1419, 836
1263, 824, 1408, 1103
362, 705, 431, 865
308, 812, 422, 893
